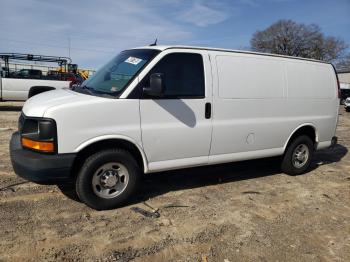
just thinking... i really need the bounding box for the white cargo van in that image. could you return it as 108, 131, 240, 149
10, 46, 339, 210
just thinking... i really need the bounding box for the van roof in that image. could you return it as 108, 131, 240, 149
132, 45, 330, 64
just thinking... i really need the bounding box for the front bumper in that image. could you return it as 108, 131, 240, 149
10, 132, 76, 184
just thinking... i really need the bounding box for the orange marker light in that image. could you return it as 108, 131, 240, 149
21, 137, 54, 152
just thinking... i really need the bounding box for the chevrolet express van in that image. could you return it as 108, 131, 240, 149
10, 46, 339, 210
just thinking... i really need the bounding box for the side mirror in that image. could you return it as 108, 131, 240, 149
143, 73, 165, 97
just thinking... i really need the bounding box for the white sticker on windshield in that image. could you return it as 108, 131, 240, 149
125, 56, 142, 65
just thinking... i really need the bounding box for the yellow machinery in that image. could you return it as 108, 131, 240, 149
56, 63, 92, 80
77, 69, 89, 80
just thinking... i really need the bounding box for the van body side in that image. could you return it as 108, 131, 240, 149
9, 45, 339, 209
207, 51, 339, 165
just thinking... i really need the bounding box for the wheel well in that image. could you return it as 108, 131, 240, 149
71, 139, 145, 178
285, 126, 317, 151
28, 86, 55, 98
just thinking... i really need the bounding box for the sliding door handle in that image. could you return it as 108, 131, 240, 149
205, 102, 211, 119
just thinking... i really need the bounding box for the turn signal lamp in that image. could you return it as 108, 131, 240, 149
21, 137, 55, 153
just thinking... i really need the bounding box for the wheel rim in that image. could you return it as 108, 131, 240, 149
92, 162, 129, 199
292, 144, 309, 169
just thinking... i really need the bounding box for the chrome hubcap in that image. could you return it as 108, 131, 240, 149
101, 171, 118, 187
92, 162, 129, 199
292, 144, 309, 168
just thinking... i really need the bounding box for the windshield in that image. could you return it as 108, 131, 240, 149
81, 49, 160, 97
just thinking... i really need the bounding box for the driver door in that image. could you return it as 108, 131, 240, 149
139, 50, 213, 171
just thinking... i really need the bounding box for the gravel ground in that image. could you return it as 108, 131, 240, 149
0, 101, 349, 261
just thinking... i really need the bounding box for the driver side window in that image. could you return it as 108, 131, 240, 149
135, 52, 205, 99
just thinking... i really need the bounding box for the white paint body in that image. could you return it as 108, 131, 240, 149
0, 77, 70, 101
21, 46, 339, 173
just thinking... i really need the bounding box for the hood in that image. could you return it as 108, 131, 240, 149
22, 89, 98, 117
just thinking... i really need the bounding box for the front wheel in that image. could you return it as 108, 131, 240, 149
76, 149, 140, 210
281, 135, 314, 175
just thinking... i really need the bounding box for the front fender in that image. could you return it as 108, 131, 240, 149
74, 134, 149, 173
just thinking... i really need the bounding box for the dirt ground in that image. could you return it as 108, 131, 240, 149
0, 102, 349, 262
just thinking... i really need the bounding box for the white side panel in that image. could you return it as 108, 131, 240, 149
209, 147, 284, 165
209, 51, 338, 164
43, 96, 142, 155
148, 156, 208, 172
317, 140, 332, 150
141, 99, 212, 163
286, 61, 335, 99
147, 147, 283, 173
1, 78, 70, 101
216, 55, 285, 99
210, 52, 288, 158
284, 61, 339, 142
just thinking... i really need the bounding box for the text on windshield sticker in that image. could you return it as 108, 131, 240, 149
125, 57, 143, 65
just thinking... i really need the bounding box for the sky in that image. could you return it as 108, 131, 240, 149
0, 0, 349, 70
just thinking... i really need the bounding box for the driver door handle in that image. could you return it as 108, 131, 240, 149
205, 102, 211, 119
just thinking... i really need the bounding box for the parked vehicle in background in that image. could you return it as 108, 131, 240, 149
61, 72, 84, 86
0, 53, 87, 101
60, 63, 91, 81
344, 97, 350, 112
339, 83, 350, 104
10, 45, 339, 210
11, 69, 43, 79
47, 71, 84, 86
0, 70, 71, 101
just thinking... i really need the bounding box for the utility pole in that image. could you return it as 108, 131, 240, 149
68, 36, 71, 58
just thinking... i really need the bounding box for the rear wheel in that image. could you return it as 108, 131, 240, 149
76, 149, 140, 210
281, 135, 314, 175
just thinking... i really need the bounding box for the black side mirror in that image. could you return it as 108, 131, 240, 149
143, 73, 165, 97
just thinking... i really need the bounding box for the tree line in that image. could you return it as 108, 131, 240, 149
250, 20, 349, 70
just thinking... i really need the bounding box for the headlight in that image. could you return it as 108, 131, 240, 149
19, 114, 57, 153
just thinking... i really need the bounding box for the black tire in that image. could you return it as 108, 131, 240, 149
346, 107, 350, 112
76, 149, 140, 210
281, 135, 314, 176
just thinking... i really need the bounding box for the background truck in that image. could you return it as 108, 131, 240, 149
0, 53, 84, 101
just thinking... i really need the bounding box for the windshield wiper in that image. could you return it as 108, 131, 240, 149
81, 85, 95, 95
83, 85, 118, 98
